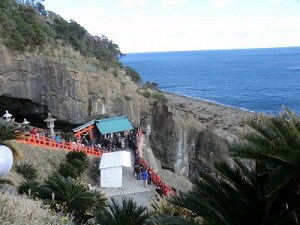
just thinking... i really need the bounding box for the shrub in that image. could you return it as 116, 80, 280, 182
17, 179, 41, 199
124, 66, 142, 83
152, 92, 168, 104
94, 197, 150, 225
40, 174, 98, 221
142, 90, 151, 98
144, 81, 158, 90
56, 162, 79, 179
66, 151, 89, 170
15, 162, 38, 180
60, 131, 74, 142
69, 158, 88, 176
66, 150, 88, 164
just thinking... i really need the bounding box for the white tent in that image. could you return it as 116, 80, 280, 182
99, 151, 131, 188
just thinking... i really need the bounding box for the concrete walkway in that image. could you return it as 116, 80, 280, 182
95, 150, 156, 208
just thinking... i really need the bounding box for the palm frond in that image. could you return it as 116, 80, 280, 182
0, 119, 24, 142
0, 177, 16, 186
94, 197, 150, 225
41, 173, 96, 214
1, 141, 23, 164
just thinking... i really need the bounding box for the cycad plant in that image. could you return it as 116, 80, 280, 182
18, 179, 41, 199
229, 107, 300, 223
94, 197, 150, 225
15, 162, 38, 180
39, 173, 100, 222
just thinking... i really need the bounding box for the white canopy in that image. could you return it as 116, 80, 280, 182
99, 151, 131, 188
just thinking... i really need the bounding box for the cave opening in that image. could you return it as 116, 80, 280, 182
0, 96, 76, 132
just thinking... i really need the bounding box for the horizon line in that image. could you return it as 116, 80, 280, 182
122, 45, 300, 55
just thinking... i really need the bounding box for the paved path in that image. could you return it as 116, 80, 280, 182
95, 150, 156, 208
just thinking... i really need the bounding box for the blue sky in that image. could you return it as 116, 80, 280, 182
43, 0, 300, 53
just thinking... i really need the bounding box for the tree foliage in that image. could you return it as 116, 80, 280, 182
124, 66, 142, 83
0, 0, 133, 76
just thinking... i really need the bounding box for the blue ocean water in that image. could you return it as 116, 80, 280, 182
120, 47, 300, 115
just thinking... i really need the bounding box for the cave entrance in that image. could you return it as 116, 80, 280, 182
0, 96, 76, 132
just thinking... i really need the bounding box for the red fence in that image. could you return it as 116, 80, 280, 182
135, 130, 177, 196
17, 134, 106, 157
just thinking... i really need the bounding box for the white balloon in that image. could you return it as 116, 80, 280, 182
0, 145, 13, 177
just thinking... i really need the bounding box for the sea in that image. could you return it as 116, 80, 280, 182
120, 47, 300, 115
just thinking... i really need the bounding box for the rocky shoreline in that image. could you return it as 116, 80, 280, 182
163, 91, 256, 126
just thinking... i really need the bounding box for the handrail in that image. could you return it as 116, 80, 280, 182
17, 134, 106, 157
135, 129, 177, 196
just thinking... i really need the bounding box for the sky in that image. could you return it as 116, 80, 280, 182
42, 0, 300, 53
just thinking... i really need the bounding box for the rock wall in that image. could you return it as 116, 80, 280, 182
0, 49, 148, 126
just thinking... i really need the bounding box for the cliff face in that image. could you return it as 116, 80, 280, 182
0, 49, 148, 126
0, 49, 254, 179
149, 93, 254, 179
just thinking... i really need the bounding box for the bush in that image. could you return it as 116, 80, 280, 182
144, 81, 158, 90
57, 151, 89, 179
56, 162, 79, 179
40, 174, 98, 221
66, 151, 89, 169
124, 66, 142, 83
15, 162, 38, 180
66, 150, 88, 163
152, 92, 168, 104
142, 90, 151, 98
60, 131, 74, 142
17, 179, 41, 198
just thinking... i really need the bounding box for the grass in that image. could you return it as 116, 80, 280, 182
0, 191, 69, 225
10, 141, 99, 189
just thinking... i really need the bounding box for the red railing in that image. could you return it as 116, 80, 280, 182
17, 134, 106, 157
135, 129, 177, 196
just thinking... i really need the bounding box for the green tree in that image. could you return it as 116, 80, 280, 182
94, 197, 150, 225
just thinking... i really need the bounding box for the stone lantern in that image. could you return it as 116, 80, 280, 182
44, 113, 56, 138
22, 118, 30, 125
3, 110, 12, 122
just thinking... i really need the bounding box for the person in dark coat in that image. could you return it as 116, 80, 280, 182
134, 163, 140, 180
147, 169, 152, 185
156, 183, 163, 197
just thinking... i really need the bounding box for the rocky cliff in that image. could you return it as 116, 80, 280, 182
0, 48, 149, 127
147, 93, 255, 180
0, 48, 256, 181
